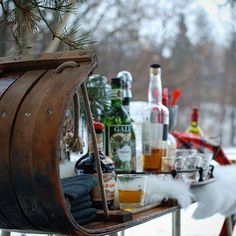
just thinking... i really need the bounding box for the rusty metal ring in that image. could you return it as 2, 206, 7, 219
55, 61, 78, 74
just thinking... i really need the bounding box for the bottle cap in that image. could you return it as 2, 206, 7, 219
117, 71, 133, 83
111, 77, 123, 86
117, 71, 133, 99
192, 107, 199, 122
150, 64, 161, 68
150, 64, 161, 76
94, 121, 104, 130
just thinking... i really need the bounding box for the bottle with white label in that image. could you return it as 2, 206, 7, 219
103, 77, 132, 172
117, 71, 136, 172
142, 64, 169, 172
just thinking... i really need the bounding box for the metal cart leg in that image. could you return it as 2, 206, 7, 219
172, 209, 181, 236
225, 217, 233, 236
1, 231, 10, 236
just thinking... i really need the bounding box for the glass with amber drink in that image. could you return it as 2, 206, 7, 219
116, 174, 147, 210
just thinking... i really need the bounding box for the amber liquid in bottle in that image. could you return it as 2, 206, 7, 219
142, 64, 169, 172
143, 148, 167, 171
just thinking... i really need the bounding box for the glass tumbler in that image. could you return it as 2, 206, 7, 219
183, 154, 202, 182
116, 174, 147, 210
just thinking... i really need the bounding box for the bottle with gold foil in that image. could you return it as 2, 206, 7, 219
103, 77, 132, 172
185, 107, 204, 136
75, 122, 115, 209
142, 64, 169, 172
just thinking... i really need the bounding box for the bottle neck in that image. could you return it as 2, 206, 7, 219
122, 97, 130, 114
148, 74, 162, 105
89, 132, 103, 153
191, 110, 199, 125
111, 87, 123, 107
191, 121, 198, 127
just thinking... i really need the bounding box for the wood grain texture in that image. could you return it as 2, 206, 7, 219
83, 204, 179, 235
0, 50, 97, 71
0, 70, 46, 229
0, 72, 24, 98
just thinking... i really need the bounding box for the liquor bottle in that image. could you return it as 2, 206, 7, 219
142, 64, 169, 172
75, 122, 115, 209
103, 77, 132, 172
185, 107, 204, 136
117, 71, 136, 172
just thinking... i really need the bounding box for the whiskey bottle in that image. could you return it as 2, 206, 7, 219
75, 121, 115, 209
142, 64, 169, 172
103, 77, 132, 172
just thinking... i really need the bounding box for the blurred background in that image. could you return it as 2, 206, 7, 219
1, 0, 236, 146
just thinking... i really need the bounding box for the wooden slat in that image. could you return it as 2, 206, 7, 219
96, 210, 133, 223
0, 70, 46, 230
84, 204, 179, 235
0, 72, 24, 99
9, 69, 63, 232
0, 50, 97, 71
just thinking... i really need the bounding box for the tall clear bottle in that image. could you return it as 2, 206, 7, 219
103, 78, 132, 172
117, 71, 136, 172
142, 64, 169, 172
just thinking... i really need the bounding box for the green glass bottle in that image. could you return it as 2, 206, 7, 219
103, 78, 132, 172
117, 71, 136, 172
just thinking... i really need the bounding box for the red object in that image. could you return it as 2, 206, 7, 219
172, 131, 231, 165
94, 121, 104, 130
162, 87, 169, 107
170, 88, 181, 106
191, 107, 199, 122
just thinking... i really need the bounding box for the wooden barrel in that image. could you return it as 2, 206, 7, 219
0, 50, 97, 235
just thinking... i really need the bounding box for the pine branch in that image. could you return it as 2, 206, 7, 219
0, 0, 94, 54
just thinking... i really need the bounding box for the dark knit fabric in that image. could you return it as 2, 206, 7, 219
70, 201, 92, 213
61, 174, 97, 200
61, 174, 97, 226
70, 194, 91, 207
76, 214, 96, 225
72, 208, 96, 220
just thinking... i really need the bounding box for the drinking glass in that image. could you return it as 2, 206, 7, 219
175, 149, 197, 157
183, 154, 202, 182
198, 151, 213, 180
161, 156, 175, 171
116, 174, 147, 210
